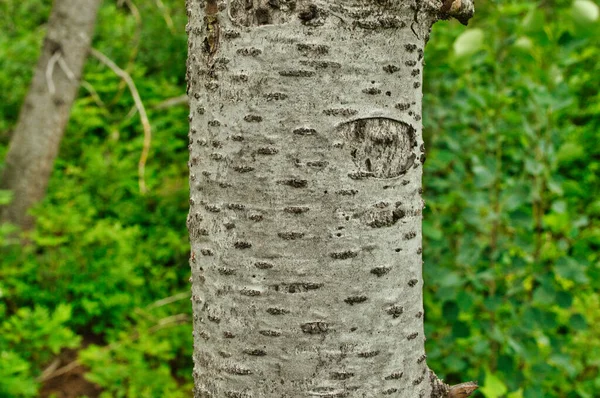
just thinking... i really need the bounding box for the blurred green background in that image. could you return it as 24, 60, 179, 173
0, 0, 598, 396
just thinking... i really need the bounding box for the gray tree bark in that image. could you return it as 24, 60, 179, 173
0, 0, 102, 230
186, 1, 474, 397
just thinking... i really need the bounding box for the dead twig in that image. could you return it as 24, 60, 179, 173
91, 48, 152, 194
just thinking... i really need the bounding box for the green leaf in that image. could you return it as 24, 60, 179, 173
480, 370, 508, 398
572, 0, 599, 25
453, 29, 485, 57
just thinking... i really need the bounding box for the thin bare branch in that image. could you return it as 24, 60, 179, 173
147, 291, 190, 309
153, 94, 189, 110
91, 48, 152, 194
154, 0, 176, 33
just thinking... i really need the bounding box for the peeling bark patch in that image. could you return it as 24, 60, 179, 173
330, 250, 358, 260
344, 295, 367, 305
273, 282, 323, 293
363, 205, 406, 228
370, 266, 391, 276
337, 118, 417, 179
301, 322, 329, 334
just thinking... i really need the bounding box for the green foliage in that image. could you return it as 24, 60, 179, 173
0, 0, 598, 396
423, 1, 600, 397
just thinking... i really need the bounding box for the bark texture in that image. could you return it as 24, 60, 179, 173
0, 0, 102, 229
187, 0, 472, 396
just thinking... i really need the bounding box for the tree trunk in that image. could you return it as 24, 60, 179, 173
186, 1, 473, 397
0, 0, 102, 230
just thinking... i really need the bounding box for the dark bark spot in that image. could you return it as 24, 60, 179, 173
344, 296, 367, 305
385, 371, 403, 380
362, 87, 381, 95
265, 92, 288, 101
218, 268, 236, 275
407, 332, 419, 340
293, 127, 317, 136
371, 266, 391, 277
240, 288, 261, 296
383, 64, 400, 74
330, 250, 358, 260
408, 278, 418, 287
244, 348, 267, 356
267, 307, 290, 315
357, 350, 379, 358
296, 43, 329, 55
234, 241, 252, 249
225, 365, 252, 375
279, 178, 308, 188
284, 206, 310, 214
259, 329, 281, 337
386, 305, 404, 318
301, 321, 329, 334
323, 108, 358, 117
331, 371, 354, 380
279, 69, 315, 77
277, 231, 305, 240
244, 114, 263, 122
255, 261, 274, 269
233, 165, 255, 173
